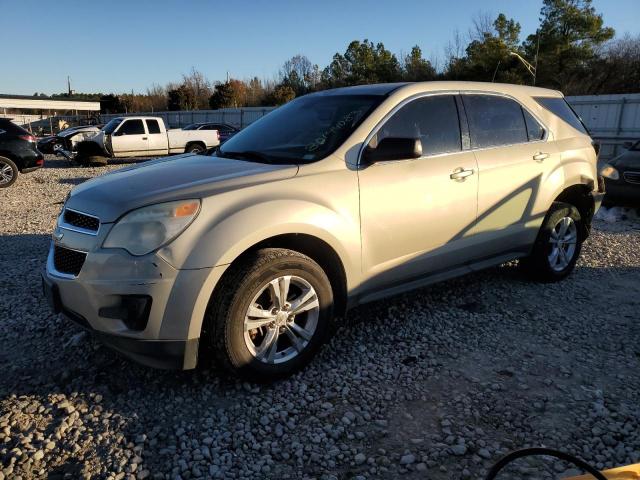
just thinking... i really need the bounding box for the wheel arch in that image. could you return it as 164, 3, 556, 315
553, 183, 596, 239
185, 140, 206, 152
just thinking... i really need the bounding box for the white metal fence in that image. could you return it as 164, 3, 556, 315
100, 107, 276, 130
566, 93, 640, 160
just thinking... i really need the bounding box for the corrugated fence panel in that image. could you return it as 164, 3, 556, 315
567, 94, 640, 160
100, 107, 276, 130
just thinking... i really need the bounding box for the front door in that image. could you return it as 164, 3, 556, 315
358, 94, 479, 292
111, 119, 148, 157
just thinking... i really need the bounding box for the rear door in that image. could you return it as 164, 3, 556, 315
110, 119, 148, 157
461, 93, 556, 257
145, 119, 168, 155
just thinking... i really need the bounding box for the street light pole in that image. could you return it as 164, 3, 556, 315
509, 51, 537, 85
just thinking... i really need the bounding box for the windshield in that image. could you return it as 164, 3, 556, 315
217, 94, 383, 163
103, 118, 124, 134
183, 124, 199, 130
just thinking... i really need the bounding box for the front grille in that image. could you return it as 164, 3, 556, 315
623, 171, 640, 185
53, 245, 87, 276
63, 209, 99, 232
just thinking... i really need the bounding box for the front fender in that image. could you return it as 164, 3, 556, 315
159, 197, 360, 278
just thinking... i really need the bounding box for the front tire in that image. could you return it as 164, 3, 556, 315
203, 248, 334, 381
520, 202, 583, 282
0, 156, 18, 188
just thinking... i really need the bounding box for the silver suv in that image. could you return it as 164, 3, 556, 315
43, 82, 604, 380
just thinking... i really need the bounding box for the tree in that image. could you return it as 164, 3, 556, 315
444, 13, 526, 84
269, 84, 296, 105
402, 46, 436, 81
100, 94, 124, 114
245, 77, 266, 106
181, 68, 213, 109
321, 40, 402, 88
280, 55, 320, 95
523, 0, 615, 92
167, 85, 196, 111
208, 82, 235, 109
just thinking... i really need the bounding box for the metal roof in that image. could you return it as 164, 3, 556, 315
0, 95, 100, 111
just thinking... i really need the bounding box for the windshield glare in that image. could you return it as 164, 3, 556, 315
218, 94, 383, 163
103, 118, 124, 134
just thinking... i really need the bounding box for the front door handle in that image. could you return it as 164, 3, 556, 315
142, 137, 148, 140
533, 152, 550, 162
450, 167, 475, 181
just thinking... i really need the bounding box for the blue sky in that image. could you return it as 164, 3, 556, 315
1, 0, 638, 95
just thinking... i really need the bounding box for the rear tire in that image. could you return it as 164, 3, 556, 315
186, 143, 205, 154
0, 156, 18, 188
203, 248, 334, 381
520, 202, 583, 282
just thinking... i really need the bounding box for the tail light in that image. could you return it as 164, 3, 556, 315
36, 158, 44, 167
19, 134, 35, 143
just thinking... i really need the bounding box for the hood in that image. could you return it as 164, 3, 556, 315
609, 149, 640, 170
67, 154, 299, 222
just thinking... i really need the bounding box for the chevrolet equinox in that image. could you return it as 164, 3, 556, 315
43, 82, 604, 380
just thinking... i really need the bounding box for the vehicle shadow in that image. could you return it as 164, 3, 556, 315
58, 177, 92, 186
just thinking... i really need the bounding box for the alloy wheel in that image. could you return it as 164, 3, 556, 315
0, 162, 14, 185
243, 275, 319, 364
548, 216, 578, 272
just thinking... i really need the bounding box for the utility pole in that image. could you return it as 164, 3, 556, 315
67, 76, 72, 96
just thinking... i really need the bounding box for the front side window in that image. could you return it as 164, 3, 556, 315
463, 95, 528, 148
146, 119, 161, 134
373, 95, 461, 156
118, 119, 145, 135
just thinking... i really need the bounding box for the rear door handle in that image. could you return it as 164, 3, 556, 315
533, 152, 550, 162
450, 167, 475, 181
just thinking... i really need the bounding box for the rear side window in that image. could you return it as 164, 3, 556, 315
146, 119, 161, 134
463, 95, 528, 148
523, 109, 545, 141
534, 97, 588, 134
376, 95, 461, 156
119, 119, 145, 135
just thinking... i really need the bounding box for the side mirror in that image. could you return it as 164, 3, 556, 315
362, 137, 422, 164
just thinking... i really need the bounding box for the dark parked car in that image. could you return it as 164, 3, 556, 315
183, 122, 238, 142
0, 119, 44, 188
37, 125, 102, 154
600, 140, 640, 205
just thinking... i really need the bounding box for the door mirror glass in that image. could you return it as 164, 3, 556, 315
362, 137, 422, 163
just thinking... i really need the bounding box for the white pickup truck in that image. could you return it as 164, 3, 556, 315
71, 116, 220, 164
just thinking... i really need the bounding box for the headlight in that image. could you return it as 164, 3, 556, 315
600, 164, 619, 180
103, 199, 200, 256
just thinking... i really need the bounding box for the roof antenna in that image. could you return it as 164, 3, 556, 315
492, 61, 501, 82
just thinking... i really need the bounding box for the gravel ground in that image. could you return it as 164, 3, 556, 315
1, 156, 639, 480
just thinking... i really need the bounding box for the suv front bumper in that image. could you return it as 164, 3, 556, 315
42, 242, 217, 370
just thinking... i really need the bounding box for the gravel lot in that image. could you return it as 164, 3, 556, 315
1, 156, 639, 480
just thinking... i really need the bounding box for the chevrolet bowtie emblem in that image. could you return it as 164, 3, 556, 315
53, 230, 64, 242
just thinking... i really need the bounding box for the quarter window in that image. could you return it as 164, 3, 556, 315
522, 109, 545, 141
375, 95, 461, 156
146, 119, 161, 134
463, 95, 528, 148
119, 119, 145, 135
